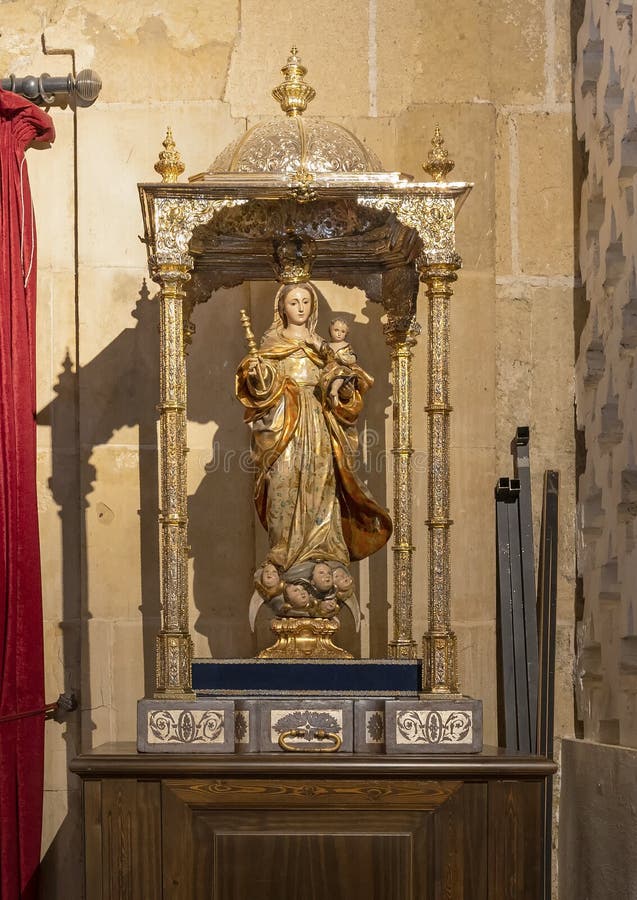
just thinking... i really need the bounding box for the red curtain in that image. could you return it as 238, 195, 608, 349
0, 89, 54, 899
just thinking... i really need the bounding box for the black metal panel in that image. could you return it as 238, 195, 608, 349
513, 427, 539, 754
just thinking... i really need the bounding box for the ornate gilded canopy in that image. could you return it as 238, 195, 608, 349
137, 48, 473, 700
139, 48, 471, 305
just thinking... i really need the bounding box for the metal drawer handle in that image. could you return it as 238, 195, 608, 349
277, 728, 342, 752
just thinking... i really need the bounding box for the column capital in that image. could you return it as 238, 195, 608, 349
149, 252, 194, 285
383, 314, 421, 348
417, 254, 462, 282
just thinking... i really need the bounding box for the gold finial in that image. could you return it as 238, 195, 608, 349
272, 47, 316, 117
154, 127, 185, 183
423, 125, 455, 182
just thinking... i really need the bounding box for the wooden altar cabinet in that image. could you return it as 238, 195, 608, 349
71, 745, 556, 899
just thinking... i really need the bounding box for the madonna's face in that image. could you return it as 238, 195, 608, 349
283, 287, 313, 326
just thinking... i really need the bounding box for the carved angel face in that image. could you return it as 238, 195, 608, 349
284, 582, 310, 609
261, 563, 280, 589
332, 567, 353, 591
283, 286, 313, 326
311, 562, 333, 591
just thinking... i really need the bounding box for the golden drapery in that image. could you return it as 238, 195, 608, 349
236, 335, 392, 572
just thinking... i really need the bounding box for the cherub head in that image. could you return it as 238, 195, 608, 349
284, 581, 311, 610
329, 318, 349, 343
332, 567, 353, 592
261, 562, 280, 590
311, 562, 333, 593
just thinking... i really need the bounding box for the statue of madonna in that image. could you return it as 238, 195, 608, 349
236, 282, 392, 657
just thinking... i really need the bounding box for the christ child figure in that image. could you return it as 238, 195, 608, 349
328, 318, 357, 403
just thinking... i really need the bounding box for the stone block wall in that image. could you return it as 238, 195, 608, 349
561, 2, 637, 896
1, 2, 579, 896
574, 0, 637, 749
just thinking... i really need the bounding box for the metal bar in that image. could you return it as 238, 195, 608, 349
1, 69, 101, 106
0, 692, 77, 724
507, 477, 531, 752
537, 470, 559, 758
495, 477, 517, 749
537, 469, 559, 900
513, 426, 539, 753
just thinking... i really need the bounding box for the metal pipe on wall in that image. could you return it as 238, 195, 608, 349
1, 69, 101, 106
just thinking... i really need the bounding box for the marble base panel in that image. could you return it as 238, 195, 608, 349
233, 699, 260, 753
385, 698, 483, 754
137, 699, 235, 753
257, 699, 354, 753
137, 696, 483, 754
353, 698, 387, 754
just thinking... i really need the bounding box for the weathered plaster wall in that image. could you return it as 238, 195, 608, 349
1, 2, 578, 896
560, 1, 637, 896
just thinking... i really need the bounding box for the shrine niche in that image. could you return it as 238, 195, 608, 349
137, 48, 481, 754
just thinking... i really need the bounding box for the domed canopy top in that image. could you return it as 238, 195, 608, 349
209, 115, 383, 176
207, 48, 383, 176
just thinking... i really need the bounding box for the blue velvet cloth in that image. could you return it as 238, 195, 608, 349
192, 658, 421, 696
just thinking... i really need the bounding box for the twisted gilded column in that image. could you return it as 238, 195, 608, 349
151, 257, 194, 698
141, 130, 246, 698
149, 130, 193, 698
419, 259, 461, 694
385, 314, 420, 659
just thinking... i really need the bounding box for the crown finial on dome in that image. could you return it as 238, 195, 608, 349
272, 47, 316, 117
154, 127, 185, 183
423, 124, 455, 181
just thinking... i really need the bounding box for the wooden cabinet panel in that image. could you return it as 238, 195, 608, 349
161, 780, 453, 900
168, 810, 421, 900
72, 747, 555, 900
488, 780, 543, 899
83, 779, 162, 900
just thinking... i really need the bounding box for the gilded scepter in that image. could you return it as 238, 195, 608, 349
239, 309, 267, 391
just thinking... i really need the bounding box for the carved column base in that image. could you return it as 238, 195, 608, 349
258, 617, 353, 660
155, 631, 194, 699
421, 631, 459, 695
387, 640, 418, 660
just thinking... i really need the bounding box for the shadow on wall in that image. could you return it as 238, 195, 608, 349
36, 281, 161, 897
34, 276, 393, 894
